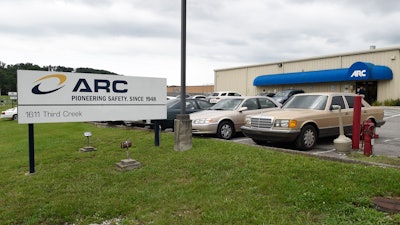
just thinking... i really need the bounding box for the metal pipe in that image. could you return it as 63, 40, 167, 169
28, 124, 35, 174
180, 0, 187, 114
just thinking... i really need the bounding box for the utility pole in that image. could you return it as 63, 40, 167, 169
174, 0, 192, 151
180, 0, 187, 113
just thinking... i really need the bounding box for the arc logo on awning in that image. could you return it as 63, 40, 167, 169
347, 62, 372, 80
350, 69, 367, 78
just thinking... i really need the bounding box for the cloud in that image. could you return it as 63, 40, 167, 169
0, 0, 399, 86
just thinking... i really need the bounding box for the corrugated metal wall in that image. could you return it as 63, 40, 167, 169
215, 68, 248, 95
214, 47, 400, 102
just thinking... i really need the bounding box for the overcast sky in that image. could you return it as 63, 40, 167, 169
1, 0, 399, 85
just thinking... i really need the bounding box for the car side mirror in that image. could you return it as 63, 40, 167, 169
239, 107, 248, 112
331, 105, 341, 111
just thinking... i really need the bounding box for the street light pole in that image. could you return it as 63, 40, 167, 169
180, 0, 187, 114
174, 0, 192, 151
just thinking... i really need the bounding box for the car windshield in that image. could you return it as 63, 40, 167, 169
167, 99, 181, 109
274, 90, 290, 97
210, 98, 243, 110
283, 95, 328, 110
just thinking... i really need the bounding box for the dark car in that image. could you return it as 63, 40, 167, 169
258, 92, 275, 97
152, 98, 212, 130
273, 89, 304, 104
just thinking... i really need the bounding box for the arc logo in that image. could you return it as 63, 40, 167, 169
32, 74, 67, 95
350, 69, 367, 78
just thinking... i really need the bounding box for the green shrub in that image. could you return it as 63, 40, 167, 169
373, 98, 400, 106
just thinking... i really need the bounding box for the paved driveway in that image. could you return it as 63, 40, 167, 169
372, 107, 400, 158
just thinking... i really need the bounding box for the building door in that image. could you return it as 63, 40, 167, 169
356, 81, 377, 104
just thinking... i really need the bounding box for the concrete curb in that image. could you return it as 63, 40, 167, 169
239, 141, 400, 170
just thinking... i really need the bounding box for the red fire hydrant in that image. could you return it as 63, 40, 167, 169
362, 119, 375, 156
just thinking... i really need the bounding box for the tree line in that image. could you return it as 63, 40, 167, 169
0, 61, 117, 95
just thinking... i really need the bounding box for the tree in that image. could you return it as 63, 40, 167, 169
75, 67, 117, 75
0, 62, 118, 95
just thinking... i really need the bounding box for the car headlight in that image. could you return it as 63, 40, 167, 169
245, 117, 251, 126
274, 119, 297, 128
193, 118, 214, 124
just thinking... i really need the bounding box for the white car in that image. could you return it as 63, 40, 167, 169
1, 107, 18, 120
206, 91, 242, 104
189, 95, 207, 99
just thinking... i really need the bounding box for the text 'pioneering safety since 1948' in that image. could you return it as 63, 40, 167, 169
71, 95, 157, 102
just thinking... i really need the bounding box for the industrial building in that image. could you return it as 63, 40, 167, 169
214, 46, 400, 104
167, 85, 214, 97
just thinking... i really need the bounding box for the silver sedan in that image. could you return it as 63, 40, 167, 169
190, 96, 281, 139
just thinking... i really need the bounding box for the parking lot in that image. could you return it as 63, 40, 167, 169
231, 107, 400, 158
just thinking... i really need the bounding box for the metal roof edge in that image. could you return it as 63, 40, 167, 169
214, 46, 400, 72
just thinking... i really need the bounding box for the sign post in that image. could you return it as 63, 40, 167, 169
28, 124, 35, 174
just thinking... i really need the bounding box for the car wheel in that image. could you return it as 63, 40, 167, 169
295, 124, 317, 151
217, 121, 235, 139
12, 114, 18, 120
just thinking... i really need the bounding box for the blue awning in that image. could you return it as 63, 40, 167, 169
253, 62, 393, 86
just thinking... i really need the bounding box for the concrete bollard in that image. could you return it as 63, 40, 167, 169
174, 114, 192, 151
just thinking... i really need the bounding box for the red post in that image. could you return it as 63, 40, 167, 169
352, 95, 362, 150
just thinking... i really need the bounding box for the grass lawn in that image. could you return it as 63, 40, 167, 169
1, 117, 400, 224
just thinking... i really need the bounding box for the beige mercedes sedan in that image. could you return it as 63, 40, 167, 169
241, 92, 385, 151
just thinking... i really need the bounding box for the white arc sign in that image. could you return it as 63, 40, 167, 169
17, 70, 167, 124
